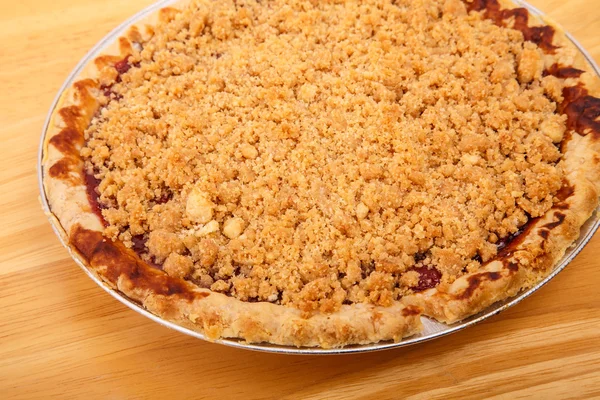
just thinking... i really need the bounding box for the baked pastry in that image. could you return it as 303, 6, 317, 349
42, 0, 600, 348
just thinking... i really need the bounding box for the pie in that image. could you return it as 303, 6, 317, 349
42, 0, 600, 348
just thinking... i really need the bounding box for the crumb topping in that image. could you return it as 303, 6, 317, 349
82, 0, 566, 313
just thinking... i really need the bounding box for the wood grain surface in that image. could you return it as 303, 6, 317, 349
1, 0, 599, 398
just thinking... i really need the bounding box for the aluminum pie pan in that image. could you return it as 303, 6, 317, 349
37, 0, 600, 355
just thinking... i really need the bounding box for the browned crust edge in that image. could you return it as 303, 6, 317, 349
41, 0, 600, 347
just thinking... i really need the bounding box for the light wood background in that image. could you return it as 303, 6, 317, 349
1, 0, 599, 398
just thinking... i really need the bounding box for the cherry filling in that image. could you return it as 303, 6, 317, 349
114, 57, 133, 75
100, 84, 122, 101
130, 234, 163, 269
409, 266, 443, 292
131, 235, 148, 255
84, 173, 107, 227
99, 55, 141, 99
496, 227, 526, 253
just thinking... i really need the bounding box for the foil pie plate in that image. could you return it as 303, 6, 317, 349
38, 0, 600, 354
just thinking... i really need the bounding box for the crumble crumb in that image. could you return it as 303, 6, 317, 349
83, 0, 567, 313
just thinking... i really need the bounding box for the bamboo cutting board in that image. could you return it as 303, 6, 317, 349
1, 0, 600, 398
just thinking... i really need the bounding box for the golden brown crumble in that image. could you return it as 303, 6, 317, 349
82, 0, 567, 313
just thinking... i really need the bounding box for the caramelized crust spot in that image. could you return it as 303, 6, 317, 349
49, 128, 84, 155
70, 225, 206, 301
48, 157, 81, 184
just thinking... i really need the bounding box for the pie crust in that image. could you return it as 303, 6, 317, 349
41, 0, 600, 348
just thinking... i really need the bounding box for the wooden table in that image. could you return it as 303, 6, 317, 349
2, 0, 600, 398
